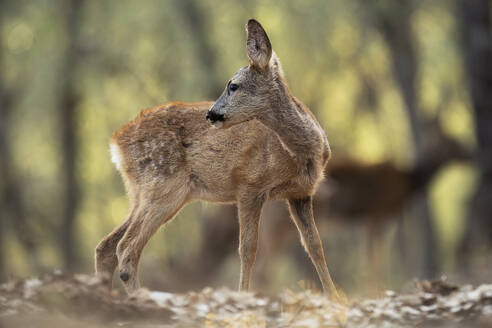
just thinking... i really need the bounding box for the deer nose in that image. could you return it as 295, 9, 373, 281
206, 110, 224, 123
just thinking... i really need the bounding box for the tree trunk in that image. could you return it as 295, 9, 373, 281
376, 3, 422, 155
58, 0, 84, 271
0, 66, 9, 282
458, 0, 492, 257
176, 0, 223, 99
373, 2, 439, 278
0, 0, 8, 281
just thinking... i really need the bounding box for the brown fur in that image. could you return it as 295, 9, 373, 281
95, 19, 339, 298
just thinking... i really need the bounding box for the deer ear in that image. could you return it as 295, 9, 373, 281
246, 19, 272, 70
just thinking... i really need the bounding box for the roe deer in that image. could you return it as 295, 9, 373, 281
95, 19, 338, 298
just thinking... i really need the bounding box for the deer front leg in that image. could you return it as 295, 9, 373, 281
237, 192, 265, 291
287, 196, 340, 300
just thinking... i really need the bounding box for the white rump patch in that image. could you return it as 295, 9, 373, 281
110, 143, 122, 171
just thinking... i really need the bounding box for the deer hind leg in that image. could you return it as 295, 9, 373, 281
94, 204, 136, 286
287, 197, 340, 300
237, 192, 265, 291
116, 179, 189, 294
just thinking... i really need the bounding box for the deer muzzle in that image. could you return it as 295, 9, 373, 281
206, 104, 226, 129
205, 110, 224, 123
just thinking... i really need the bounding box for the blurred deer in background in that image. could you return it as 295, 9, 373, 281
314, 120, 467, 232
95, 19, 340, 298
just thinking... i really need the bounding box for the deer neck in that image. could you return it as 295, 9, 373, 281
259, 82, 328, 165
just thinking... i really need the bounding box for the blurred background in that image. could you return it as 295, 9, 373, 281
0, 0, 491, 297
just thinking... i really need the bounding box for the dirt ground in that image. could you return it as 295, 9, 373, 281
1, 272, 492, 327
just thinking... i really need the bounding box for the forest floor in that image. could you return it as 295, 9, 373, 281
1, 272, 492, 327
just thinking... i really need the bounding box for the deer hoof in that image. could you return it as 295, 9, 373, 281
120, 272, 130, 282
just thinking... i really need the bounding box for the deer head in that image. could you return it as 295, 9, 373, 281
206, 19, 285, 128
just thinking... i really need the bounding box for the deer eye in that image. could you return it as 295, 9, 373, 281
229, 83, 239, 92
